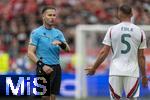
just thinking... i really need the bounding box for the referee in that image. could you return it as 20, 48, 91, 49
27, 6, 70, 100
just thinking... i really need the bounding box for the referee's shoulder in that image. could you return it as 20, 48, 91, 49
53, 28, 64, 34
31, 26, 43, 34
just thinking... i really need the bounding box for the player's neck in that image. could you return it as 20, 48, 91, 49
121, 18, 131, 23
43, 24, 53, 30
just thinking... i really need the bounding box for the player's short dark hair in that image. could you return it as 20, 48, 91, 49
118, 4, 132, 15
41, 6, 56, 14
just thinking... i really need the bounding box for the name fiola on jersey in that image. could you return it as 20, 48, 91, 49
121, 27, 133, 31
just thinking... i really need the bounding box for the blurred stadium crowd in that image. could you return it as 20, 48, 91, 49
0, 0, 149, 73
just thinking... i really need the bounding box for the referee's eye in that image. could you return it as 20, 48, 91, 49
47, 14, 56, 17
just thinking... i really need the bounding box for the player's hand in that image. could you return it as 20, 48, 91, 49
42, 65, 53, 75
142, 76, 148, 88
52, 40, 62, 46
85, 67, 96, 75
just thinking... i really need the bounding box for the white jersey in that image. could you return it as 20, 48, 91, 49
103, 22, 147, 77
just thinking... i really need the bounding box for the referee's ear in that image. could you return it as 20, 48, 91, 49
42, 13, 45, 20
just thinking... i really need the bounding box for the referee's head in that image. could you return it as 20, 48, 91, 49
117, 4, 133, 21
41, 6, 57, 26
41, 6, 56, 14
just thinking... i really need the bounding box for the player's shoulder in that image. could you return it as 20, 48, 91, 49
130, 23, 141, 29
113, 22, 129, 28
107, 25, 116, 31
31, 26, 44, 34
114, 22, 141, 30
131, 23, 145, 33
53, 28, 64, 34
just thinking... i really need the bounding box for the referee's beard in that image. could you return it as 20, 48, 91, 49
44, 19, 55, 27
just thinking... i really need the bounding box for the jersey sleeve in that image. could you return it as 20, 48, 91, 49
102, 27, 112, 46
58, 31, 66, 42
139, 30, 147, 49
29, 31, 39, 46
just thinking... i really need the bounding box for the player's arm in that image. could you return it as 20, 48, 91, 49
27, 44, 46, 68
52, 40, 70, 52
138, 49, 146, 77
59, 41, 70, 52
27, 45, 38, 63
56, 31, 70, 52
85, 45, 111, 75
28, 32, 45, 67
28, 44, 53, 74
93, 45, 110, 70
138, 49, 148, 87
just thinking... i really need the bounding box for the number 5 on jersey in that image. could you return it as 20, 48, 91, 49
121, 34, 131, 54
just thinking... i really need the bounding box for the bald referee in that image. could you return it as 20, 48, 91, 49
27, 6, 70, 100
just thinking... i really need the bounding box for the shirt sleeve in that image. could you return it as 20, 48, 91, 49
29, 31, 39, 46
139, 30, 147, 49
58, 31, 66, 42
102, 27, 112, 46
